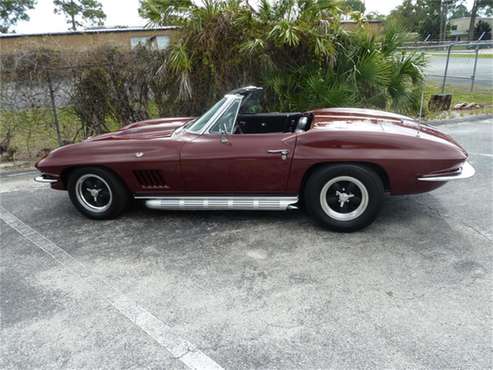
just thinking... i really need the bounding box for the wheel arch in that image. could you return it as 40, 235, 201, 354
60, 165, 130, 192
298, 161, 390, 204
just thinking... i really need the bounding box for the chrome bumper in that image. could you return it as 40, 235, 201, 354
34, 174, 59, 184
418, 161, 475, 182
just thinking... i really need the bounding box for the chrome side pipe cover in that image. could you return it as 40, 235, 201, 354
139, 196, 299, 211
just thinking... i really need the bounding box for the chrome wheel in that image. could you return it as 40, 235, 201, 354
319, 176, 369, 221
75, 174, 113, 213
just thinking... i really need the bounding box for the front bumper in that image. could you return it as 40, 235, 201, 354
417, 161, 475, 182
34, 174, 59, 184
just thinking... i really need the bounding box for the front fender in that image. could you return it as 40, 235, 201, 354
36, 138, 184, 193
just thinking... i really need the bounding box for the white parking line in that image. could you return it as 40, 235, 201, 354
0, 207, 224, 370
470, 152, 493, 158
4, 171, 37, 177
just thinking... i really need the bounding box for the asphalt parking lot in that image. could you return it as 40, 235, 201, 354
1, 118, 492, 369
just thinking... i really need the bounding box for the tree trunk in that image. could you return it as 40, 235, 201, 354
71, 15, 76, 31
468, 0, 479, 41
429, 94, 452, 111
439, 1, 444, 41
69, 0, 77, 31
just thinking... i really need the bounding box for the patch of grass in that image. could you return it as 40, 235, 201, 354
423, 83, 493, 120
426, 52, 493, 59
1, 107, 69, 161
0, 104, 162, 161
1, 106, 114, 161
425, 83, 493, 105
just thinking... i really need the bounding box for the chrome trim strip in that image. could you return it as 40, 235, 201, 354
417, 161, 475, 181
34, 175, 59, 184
142, 196, 298, 211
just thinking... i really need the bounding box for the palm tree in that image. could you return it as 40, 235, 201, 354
139, 0, 426, 115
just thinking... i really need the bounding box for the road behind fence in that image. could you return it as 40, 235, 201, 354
400, 41, 493, 92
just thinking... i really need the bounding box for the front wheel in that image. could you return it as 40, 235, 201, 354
67, 167, 129, 219
304, 165, 384, 232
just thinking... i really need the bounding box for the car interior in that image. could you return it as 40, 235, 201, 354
234, 112, 313, 134
232, 88, 313, 135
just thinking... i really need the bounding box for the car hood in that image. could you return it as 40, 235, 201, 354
311, 107, 467, 155
86, 116, 195, 141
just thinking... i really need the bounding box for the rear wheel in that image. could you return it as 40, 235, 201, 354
304, 164, 384, 232
67, 167, 129, 219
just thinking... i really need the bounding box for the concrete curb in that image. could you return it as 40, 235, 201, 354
426, 114, 493, 126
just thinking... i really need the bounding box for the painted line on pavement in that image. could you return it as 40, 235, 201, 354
0, 206, 224, 370
470, 152, 493, 158
4, 171, 37, 177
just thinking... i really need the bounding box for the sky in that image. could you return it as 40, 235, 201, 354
13, 0, 476, 35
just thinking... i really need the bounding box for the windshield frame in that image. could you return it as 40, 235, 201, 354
184, 94, 243, 135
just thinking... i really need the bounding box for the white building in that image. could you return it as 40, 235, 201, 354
449, 17, 493, 41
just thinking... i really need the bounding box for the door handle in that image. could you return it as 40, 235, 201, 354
267, 149, 289, 160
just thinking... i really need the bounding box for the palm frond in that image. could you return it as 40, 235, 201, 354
239, 38, 265, 56
139, 0, 194, 26
166, 42, 192, 100
138, 0, 427, 116
268, 20, 301, 47
380, 20, 408, 56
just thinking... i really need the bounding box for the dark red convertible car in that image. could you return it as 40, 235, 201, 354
35, 86, 474, 231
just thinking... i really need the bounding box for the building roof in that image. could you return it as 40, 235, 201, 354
0, 26, 178, 39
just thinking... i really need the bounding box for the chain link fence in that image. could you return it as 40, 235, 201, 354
400, 41, 493, 93
0, 47, 173, 160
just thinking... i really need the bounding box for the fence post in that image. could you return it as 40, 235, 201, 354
441, 44, 452, 93
46, 70, 63, 146
470, 45, 480, 92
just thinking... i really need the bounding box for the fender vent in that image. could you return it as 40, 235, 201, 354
133, 170, 167, 189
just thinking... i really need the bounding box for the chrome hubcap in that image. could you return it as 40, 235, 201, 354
75, 174, 112, 213
87, 188, 102, 203
335, 190, 355, 208
320, 176, 369, 221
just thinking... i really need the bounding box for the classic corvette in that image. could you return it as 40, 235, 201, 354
35, 86, 474, 231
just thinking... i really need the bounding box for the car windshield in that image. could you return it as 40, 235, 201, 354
209, 99, 241, 134
185, 97, 227, 133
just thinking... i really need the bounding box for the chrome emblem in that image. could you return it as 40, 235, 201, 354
135, 152, 144, 158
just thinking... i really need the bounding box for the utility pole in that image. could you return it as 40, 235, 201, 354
440, 0, 449, 42
468, 0, 480, 41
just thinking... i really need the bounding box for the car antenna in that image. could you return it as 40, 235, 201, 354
417, 90, 425, 137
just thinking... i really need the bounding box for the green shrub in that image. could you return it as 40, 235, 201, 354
140, 0, 426, 115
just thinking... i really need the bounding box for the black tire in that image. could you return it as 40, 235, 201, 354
304, 164, 384, 232
67, 167, 129, 219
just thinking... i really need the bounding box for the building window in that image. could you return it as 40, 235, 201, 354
130, 35, 170, 50
130, 37, 149, 48
156, 36, 170, 49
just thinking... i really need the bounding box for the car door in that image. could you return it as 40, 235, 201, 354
180, 98, 297, 194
